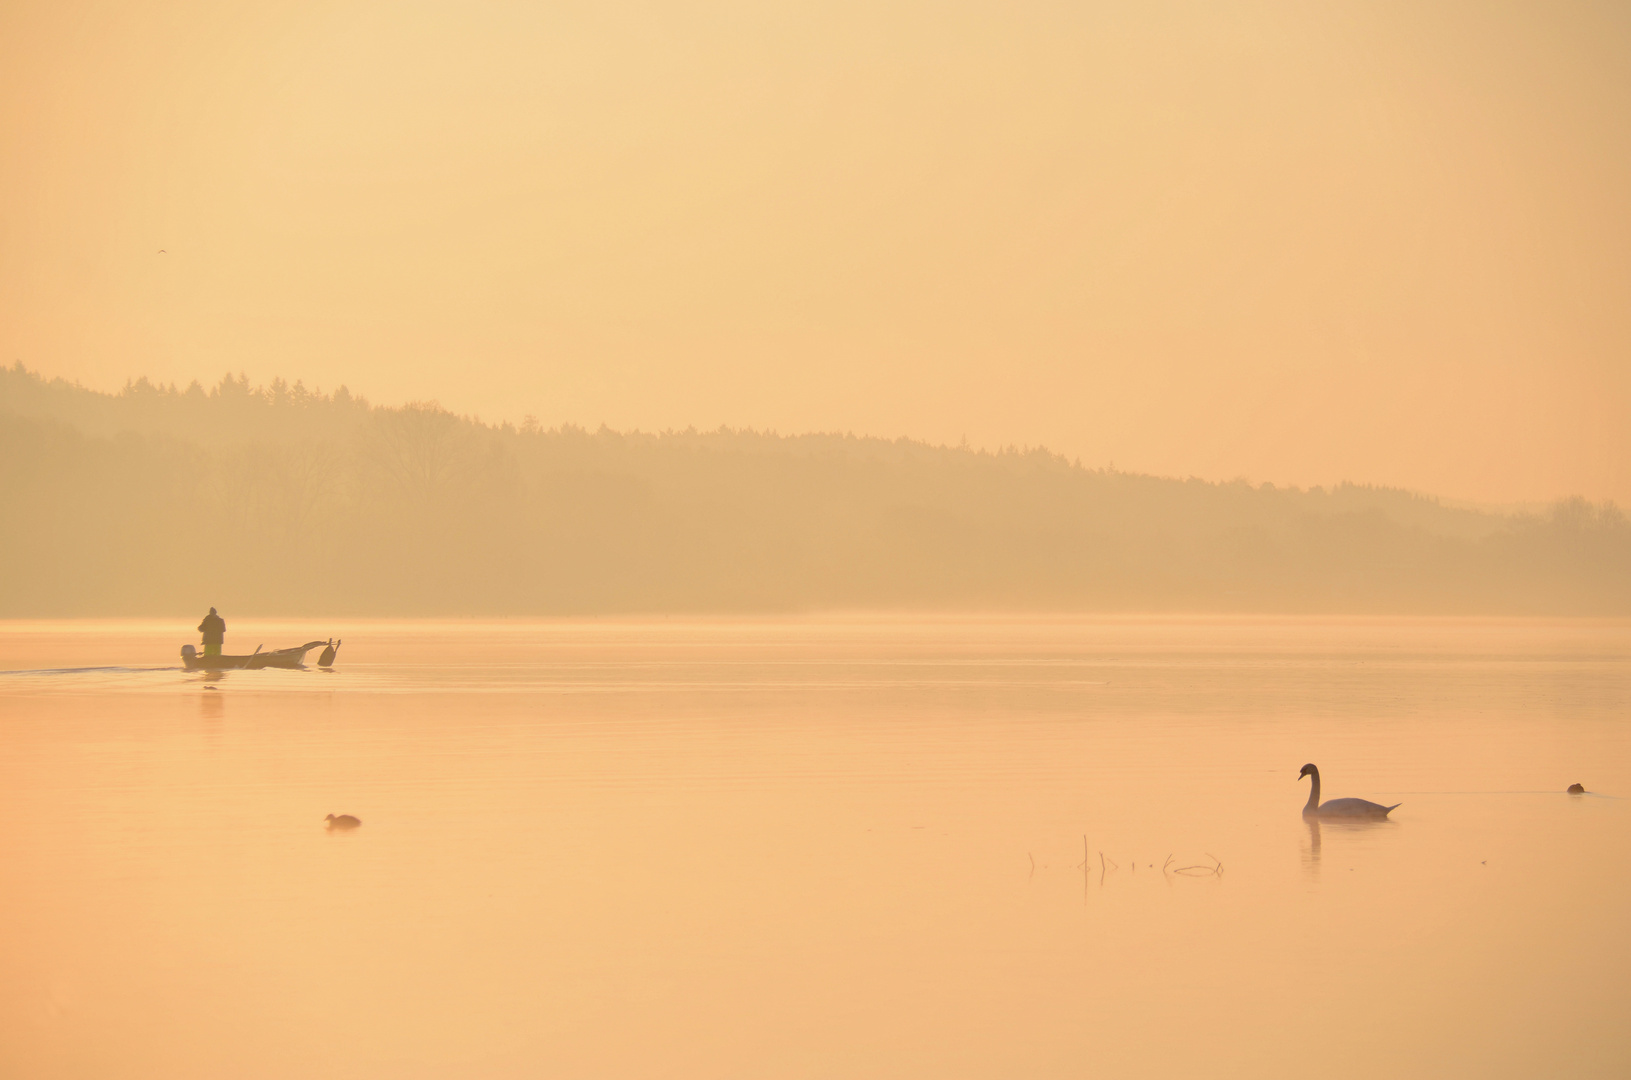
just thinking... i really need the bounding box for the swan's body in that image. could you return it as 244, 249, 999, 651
1298, 764, 1398, 820
325, 813, 362, 829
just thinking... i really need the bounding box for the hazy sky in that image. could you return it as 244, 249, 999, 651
3, 0, 1628, 505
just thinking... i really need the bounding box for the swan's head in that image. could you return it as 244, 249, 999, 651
1298, 763, 1317, 781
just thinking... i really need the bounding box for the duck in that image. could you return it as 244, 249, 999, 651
1567, 783, 1587, 794
324, 813, 362, 829
1298, 764, 1398, 820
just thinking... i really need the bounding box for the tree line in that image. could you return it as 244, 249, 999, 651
2, 363, 1626, 615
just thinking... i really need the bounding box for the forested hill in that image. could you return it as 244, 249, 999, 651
2, 364, 1627, 616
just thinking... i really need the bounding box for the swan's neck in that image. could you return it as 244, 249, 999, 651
1303, 772, 1321, 814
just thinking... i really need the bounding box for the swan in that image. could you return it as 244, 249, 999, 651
325, 813, 362, 829
1298, 764, 1398, 820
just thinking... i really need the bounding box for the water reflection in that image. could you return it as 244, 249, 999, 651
0, 616, 1625, 1079
1302, 814, 1400, 880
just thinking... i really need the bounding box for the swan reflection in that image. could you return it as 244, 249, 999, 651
1302, 812, 1401, 880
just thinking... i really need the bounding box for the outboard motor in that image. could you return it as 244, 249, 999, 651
181, 644, 197, 662
318, 639, 340, 667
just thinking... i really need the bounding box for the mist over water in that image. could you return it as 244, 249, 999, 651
5, 1, 1629, 1073
3, 616, 1627, 1078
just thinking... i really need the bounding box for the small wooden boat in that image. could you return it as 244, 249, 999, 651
181, 641, 332, 670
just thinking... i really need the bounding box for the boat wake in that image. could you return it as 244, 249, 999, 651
0, 665, 179, 677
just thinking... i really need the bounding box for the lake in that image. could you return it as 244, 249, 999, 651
2, 616, 1628, 1078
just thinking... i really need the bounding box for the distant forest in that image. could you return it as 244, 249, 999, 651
2, 364, 1627, 616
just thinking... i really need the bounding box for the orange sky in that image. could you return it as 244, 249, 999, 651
2, 0, 1627, 506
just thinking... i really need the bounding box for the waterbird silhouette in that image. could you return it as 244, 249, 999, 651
1298, 764, 1398, 820
325, 814, 361, 829
1568, 783, 1586, 794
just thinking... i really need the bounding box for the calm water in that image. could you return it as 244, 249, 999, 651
2, 616, 1628, 1078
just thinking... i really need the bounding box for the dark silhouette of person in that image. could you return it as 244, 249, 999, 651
198, 607, 226, 657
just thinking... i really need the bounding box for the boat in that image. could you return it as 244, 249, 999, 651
181, 639, 337, 670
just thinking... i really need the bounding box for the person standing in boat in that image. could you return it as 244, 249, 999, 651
198, 608, 226, 657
